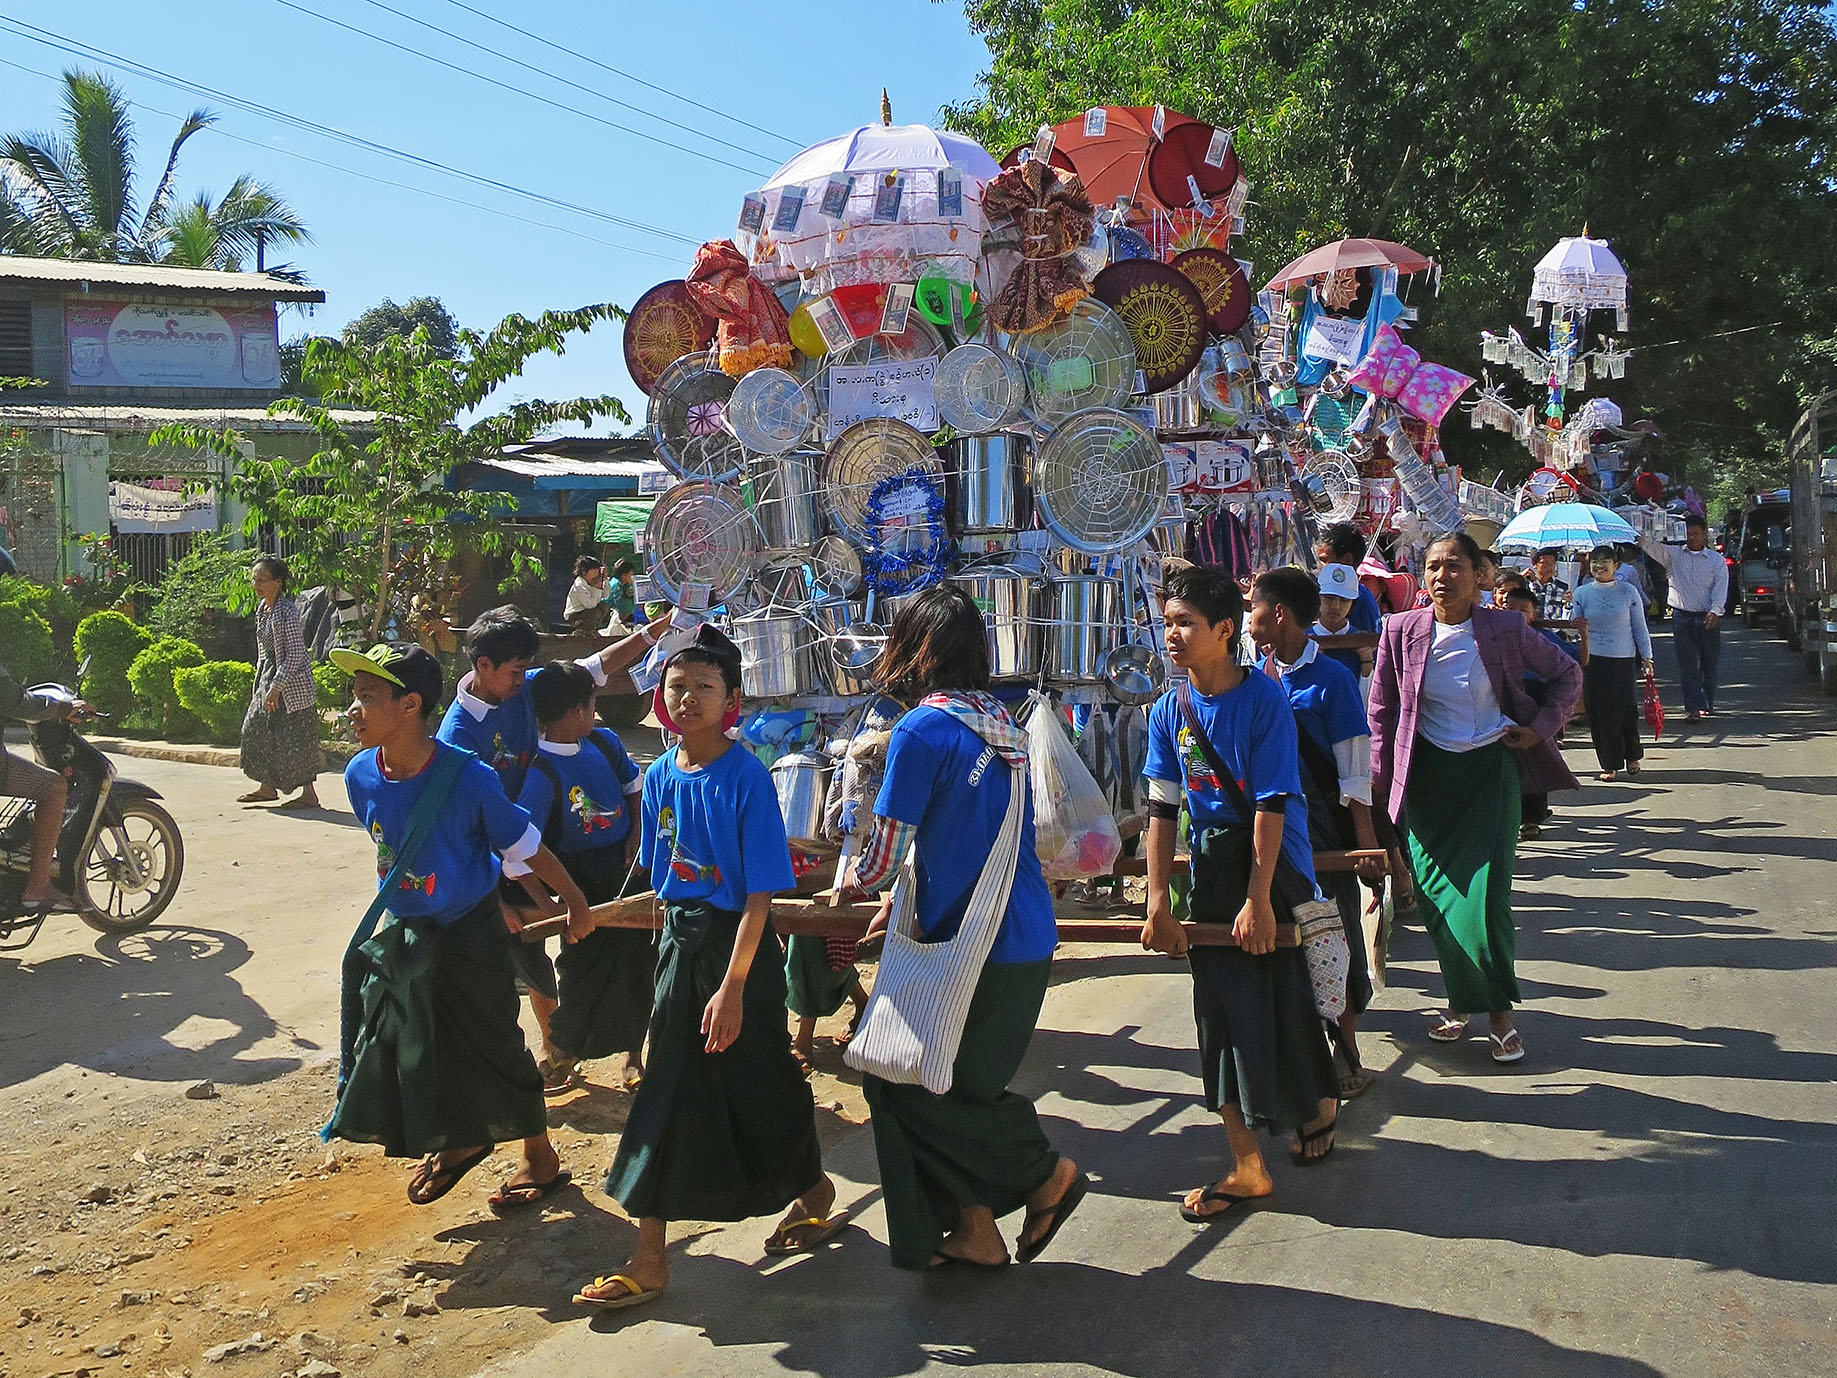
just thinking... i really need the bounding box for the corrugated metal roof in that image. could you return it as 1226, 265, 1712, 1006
0, 402, 376, 432
0, 255, 325, 303
476, 454, 667, 484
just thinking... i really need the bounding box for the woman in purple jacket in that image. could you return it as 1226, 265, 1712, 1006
1368, 532, 1582, 1063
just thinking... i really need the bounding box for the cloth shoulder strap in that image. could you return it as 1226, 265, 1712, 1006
345, 744, 466, 955
1176, 681, 1258, 822
585, 729, 623, 778
528, 752, 566, 852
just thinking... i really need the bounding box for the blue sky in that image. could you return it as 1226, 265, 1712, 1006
0, 1, 994, 431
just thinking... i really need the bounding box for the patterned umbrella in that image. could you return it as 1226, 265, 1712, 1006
1496, 501, 1638, 553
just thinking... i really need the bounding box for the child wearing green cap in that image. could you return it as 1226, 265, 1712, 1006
325, 641, 594, 1211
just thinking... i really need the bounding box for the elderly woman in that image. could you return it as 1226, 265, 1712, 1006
238, 555, 320, 809
1369, 532, 1581, 1063
848, 585, 1086, 1271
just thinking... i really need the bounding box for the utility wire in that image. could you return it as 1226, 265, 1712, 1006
0, 16, 704, 249
439, 0, 802, 150
352, 0, 778, 165
0, 54, 681, 264
272, 0, 774, 177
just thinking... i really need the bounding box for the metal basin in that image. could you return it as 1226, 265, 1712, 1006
948, 432, 1033, 534
729, 607, 815, 699
1044, 575, 1120, 684
771, 750, 834, 852
952, 570, 1043, 680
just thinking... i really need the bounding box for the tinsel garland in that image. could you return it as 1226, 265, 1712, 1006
861, 467, 949, 594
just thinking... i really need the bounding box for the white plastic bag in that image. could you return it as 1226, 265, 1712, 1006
1025, 692, 1122, 880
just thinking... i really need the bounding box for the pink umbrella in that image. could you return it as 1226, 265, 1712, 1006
1264, 237, 1432, 291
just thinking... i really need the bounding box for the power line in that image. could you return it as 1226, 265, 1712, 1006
351, 0, 779, 165
272, 0, 775, 178
0, 54, 682, 265
0, 16, 705, 249
439, 0, 802, 151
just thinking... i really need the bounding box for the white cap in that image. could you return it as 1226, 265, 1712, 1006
1318, 563, 1360, 599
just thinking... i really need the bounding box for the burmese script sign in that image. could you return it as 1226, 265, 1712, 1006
824, 356, 939, 439
66, 301, 282, 390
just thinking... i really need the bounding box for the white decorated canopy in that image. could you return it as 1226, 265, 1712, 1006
1530, 234, 1629, 320
740, 123, 1001, 291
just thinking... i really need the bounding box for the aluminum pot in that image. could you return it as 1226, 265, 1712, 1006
952, 570, 1043, 680
949, 431, 1032, 534
1150, 379, 1205, 435
750, 449, 822, 553
770, 750, 834, 852
809, 597, 875, 696
1044, 574, 1120, 684
729, 606, 816, 699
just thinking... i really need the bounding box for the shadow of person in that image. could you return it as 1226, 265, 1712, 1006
0, 924, 301, 1090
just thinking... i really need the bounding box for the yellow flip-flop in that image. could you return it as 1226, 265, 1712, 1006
763, 1210, 851, 1256
572, 1274, 663, 1310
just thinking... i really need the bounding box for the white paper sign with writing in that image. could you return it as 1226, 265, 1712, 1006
825, 356, 940, 438
1301, 314, 1365, 366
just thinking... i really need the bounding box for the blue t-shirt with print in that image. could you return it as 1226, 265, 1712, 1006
344, 742, 536, 925
437, 668, 540, 799
874, 705, 1057, 966
640, 741, 796, 913
1261, 651, 1368, 763
1144, 670, 1318, 886
516, 728, 641, 855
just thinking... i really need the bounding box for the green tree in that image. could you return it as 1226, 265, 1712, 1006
948, 0, 1837, 487
0, 68, 309, 268
342, 297, 460, 359
155, 306, 629, 639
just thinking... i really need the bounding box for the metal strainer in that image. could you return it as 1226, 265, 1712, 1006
1010, 298, 1138, 430
647, 355, 746, 482
727, 366, 812, 455
641, 480, 759, 604
820, 418, 940, 546
932, 343, 1027, 433
1033, 408, 1169, 554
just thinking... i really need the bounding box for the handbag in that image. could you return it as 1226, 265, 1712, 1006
334, 744, 466, 1099
843, 757, 1027, 1094
1176, 683, 1349, 1019
1643, 665, 1665, 740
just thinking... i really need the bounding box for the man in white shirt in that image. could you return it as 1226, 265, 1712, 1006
1639, 513, 1729, 720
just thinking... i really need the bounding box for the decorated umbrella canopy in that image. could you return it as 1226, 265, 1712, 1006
1530, 233, 1629, 328
1496, 501, 1638, 553
1037, 105, 1201, 213
743, 117, 1000, 291
1265, 237, 1432, 292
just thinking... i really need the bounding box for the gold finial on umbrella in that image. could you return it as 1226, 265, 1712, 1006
881, 88, 892, 126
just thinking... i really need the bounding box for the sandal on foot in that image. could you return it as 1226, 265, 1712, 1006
1338, 1068, 1375, 1101
1017, 1170, 1089, 1263
1179, 1188, 1263, 1224
237, 790, 278, 804
1290, 1118, 1338, 1167
929, 1248, 1010, 1270
573, 1273, 663, 1310
539, 1058, 578, 1095
1428, 1013, 1470, 1043
1490, 1029, 1525, 1063
488, 1168, 573, 1211
763, 1211, 851, 1256
405, 1145, 492, 1206
791, 1050, 815, 1079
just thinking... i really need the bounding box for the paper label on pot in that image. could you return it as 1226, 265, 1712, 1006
820, 175, 852, 218
1084, 107, 1107, 138
772, 185, 805, 233
879, 282, 914, 337
937, 167, 962, 218
738, 193, 765, 234
1204, 128, 1233, 167
825, 356, 939, 437
1015, 529, 1053, 552
1031, 124, 1056, 163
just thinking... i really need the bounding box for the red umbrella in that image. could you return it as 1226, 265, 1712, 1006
1044, 105, 1201, 212
1264, 238, 1433, 291
1145, 123, 1241, 210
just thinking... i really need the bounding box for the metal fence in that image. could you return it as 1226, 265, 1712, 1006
0, 442, 59, 580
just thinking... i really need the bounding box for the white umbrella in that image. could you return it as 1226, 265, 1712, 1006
1497, 501, 1639, 552
741, 123, 1001, 290
1530, 233, 1629, 325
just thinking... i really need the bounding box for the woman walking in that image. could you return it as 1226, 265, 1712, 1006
1572, 546, 1654, 780
848, 586, 1086, 1271
239, 556, 321, 809
1368, 533, 1581, 1063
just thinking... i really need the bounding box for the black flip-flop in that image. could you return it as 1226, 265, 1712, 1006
488, 1168, 573, 1211
1290, 1118, 1337, 1167
1180, 1188, 1263, 1224
929, 1249, 1010, 1270
405, 1145, 492, 1205
1016, 1170, 1089, 1263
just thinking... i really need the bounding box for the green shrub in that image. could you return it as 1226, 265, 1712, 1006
0, 603, 56, 688
173, 660, 256, 745
0, 576, 79, 646
313, 661, 347, 713
146, 532, 254, 661
128, 637, 207, 738
74, 611, 153, 721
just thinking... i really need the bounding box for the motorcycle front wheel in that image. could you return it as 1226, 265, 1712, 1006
78, 799, 186, 934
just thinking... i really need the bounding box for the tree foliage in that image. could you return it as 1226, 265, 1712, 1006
947, 0, 1837, 486
342, 296, 460, 359
155, 306, 629, 639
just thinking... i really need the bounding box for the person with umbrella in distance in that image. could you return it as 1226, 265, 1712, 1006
1639, 513, 1728, 721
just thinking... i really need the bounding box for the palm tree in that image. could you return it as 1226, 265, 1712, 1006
0, 68, 308, 270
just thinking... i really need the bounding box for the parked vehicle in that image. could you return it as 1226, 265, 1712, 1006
1727, 492, 1792, 627
1786, 391, 1837, 692
0, 684, 185, 949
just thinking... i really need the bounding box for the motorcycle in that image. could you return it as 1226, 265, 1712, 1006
0, 682, 185, 949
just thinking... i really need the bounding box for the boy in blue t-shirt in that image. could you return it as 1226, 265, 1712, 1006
1141, 567, 1341, 1224
438, 604, 666, 1080
323, 642, 593, 1213
503, 662, 650, 1094
582, 626, 843, 1312
1248, 567, 1384, 1100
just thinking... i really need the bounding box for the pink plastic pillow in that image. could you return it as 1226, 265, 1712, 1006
1346, 323, 1475, 426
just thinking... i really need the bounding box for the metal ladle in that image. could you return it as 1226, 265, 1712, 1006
1100, 555, 1167, 705
829, 588, 887, 680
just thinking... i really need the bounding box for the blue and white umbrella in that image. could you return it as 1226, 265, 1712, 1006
1496, 501, 1638, 552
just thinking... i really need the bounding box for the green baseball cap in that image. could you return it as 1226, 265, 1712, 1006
329, 641, 443, 710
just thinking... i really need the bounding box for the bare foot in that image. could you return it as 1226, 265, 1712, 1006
1017, 1156, 1082, 1256
1599, 770, 1617, 781
934, 1204, 1008, 1266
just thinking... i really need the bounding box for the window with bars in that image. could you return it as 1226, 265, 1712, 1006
0, 300, 34, 381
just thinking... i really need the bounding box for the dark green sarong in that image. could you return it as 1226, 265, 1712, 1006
326, 892, 547, 1157
605, 902, 822, 1222
549, 846, 654, 1060
785, 934, 857, 1020
1400, 736, 1523, 1014
863, 958, 1060, 1272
